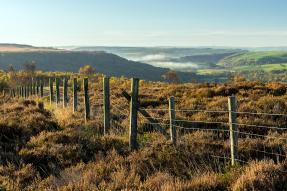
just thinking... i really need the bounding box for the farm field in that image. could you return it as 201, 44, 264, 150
197, 63, 287, 75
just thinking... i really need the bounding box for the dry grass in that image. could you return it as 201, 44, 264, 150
0, 73, 287, 190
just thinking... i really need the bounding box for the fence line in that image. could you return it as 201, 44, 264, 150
4, 76, 287, 166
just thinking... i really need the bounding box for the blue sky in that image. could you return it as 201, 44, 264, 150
1, 0, 287, 47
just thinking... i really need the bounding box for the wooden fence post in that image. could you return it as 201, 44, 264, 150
169, 96, 176, 145
73, 78, 78, 113
23, 86, 27, 99
84, 78, 90, 122
63, 78, 68, 108
25, 86, 28, 98
55, 78, 60, 106
19, 87, 22, 97
129, 78, 139, 150
28, 84, 31, 97
40, 80, 44, 97
103, 77, 110, 134
228, 96, 238, 166
32, 83, 36, 95
49, 78, 54, 104
18, 87, 20, 97
36, 81, 39, 95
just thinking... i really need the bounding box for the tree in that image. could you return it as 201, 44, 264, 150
162, 70, 181, 84
23, 60, 37, 75
79, 65, 96, 75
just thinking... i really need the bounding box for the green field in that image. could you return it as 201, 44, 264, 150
197, 63, 287, 75
233, 63, 287, 72
219, 51, 287, 67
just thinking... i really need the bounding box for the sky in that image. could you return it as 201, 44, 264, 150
1, 0, 287, 47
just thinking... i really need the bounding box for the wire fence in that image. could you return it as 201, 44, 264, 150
139, 105, 287, 165
3, 77, 287, 166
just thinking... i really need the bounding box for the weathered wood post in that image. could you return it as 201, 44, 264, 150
84, 78, 90, 122
103, 77, 110, 134
63, 78, 68, 108
27, 84, 31, 97
73, 78, 78, 113
18, 87, 20, 97
169, 96, 176, 145
22, 86, 25, 98
49, 78, 54, 104
129, 78, 139, 150
228, 96, 238, 166
32, 83, 36, 95
25, 86, 28, 98
19, 87, 22, 97
55, 78, 60, 106
40, 80, 44, 97
36, 81, 39, 95
12, 89, 14, 98
23, 86, 27, 99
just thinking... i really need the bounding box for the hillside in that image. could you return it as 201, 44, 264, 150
220, 51, 287, 67
172, 52, 241, 64
0, 44, 197, 82
0, 43, 58, 52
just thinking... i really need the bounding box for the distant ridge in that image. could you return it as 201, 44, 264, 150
0, 44, 196, 82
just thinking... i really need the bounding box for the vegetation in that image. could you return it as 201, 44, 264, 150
79, 65, 96, 75
219, 51, 287, 67
0, 70, 286, 190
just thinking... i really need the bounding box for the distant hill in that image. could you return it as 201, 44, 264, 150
173, 52, 243, 64
71, 46, 244, 59
0, 43, 58, 52
0, 44, 197, 82
219, 51, 287, 67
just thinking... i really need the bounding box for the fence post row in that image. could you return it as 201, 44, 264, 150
7, 77, 243, 167
49, 78, 54, 104
63, 78, 68, 108
228, 96, 238, 166
84, 78, 90, 122
169, 96, 176, 145
129, 78, 139, 151
73, 78, 78, 113
103, 77, 110, 135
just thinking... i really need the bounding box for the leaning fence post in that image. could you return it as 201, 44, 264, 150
49, 78, 54, 104
63, 78, 68, 108
129, 78, 139, 150
169, 96, 176, 145
84, 78, 90, 122
55, 78, 60, 106
103, 77, 110, 134
228, 96, 238, 166
73, 78, 78, 112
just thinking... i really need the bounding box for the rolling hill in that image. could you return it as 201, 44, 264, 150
219, 51, 287, 67
0, 44, 197, 82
